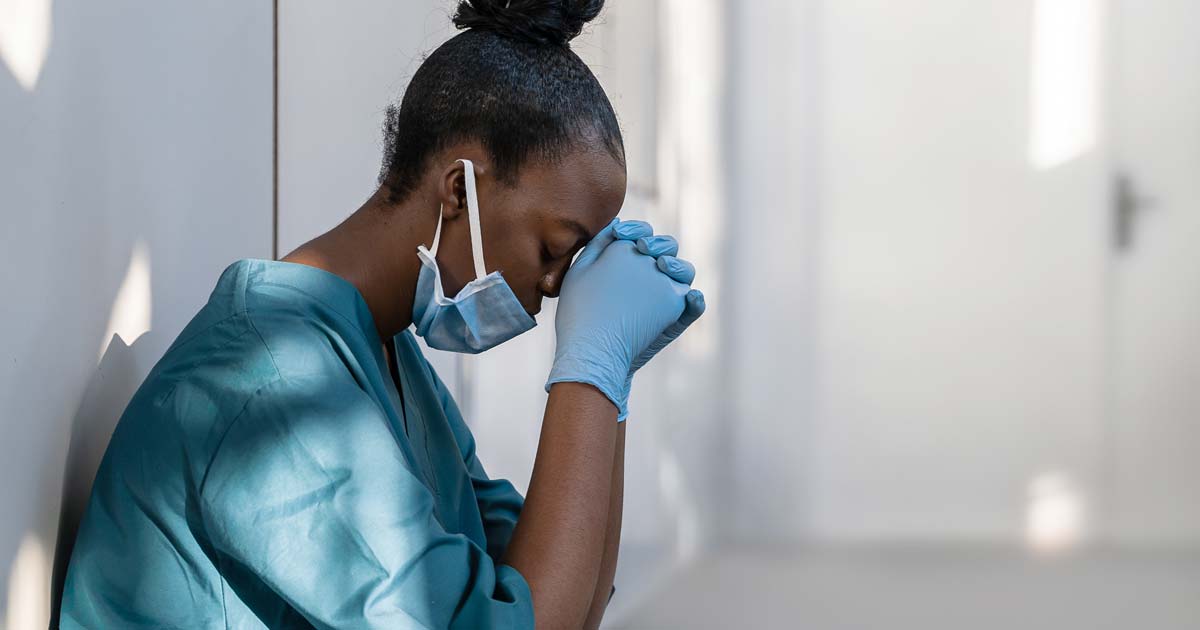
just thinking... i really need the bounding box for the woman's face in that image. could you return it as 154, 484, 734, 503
433, 148, 628, 318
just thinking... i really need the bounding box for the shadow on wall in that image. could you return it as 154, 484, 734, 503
1, 0, 147, 619
1, 0, 272, 626
48, 332, 163, 627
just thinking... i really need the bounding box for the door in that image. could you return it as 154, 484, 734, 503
1107, 0, 1200, 544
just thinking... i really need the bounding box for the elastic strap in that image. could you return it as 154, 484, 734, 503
460, 159, 488, 280
427, 159, 489, 281
430, 204, 445, 255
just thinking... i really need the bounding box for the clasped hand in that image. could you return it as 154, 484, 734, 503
546, 218, 706, 421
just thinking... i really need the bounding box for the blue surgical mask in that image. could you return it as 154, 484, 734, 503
411, 159, 536, 354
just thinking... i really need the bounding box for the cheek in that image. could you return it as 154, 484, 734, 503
516, 251, 551, 295
491, 240, 547, 300
482, 211, 550, 305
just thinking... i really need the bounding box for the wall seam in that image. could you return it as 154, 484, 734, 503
272, 0, 280, 260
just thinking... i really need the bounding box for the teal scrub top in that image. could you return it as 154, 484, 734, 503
61, 259, 535, 629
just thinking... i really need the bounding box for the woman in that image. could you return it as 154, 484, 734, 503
60, 0, 704, 628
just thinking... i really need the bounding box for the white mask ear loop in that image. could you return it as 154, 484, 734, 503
427, 159, 489, 282
459, 159, 489, 280
430, 204, 445, 255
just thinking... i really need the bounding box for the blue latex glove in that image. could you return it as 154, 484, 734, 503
546, 219, 704, 420
620, 231, 706, 418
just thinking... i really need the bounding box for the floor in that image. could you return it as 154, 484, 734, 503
607, 545, 1200, 630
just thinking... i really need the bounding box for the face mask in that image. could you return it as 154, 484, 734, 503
411, 159, 536, 354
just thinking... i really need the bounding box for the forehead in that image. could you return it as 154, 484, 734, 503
510, 148, 627, 235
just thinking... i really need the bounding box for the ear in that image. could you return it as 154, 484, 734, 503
437, 160, 468, 221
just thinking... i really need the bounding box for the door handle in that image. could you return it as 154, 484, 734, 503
1113, 173, 1156, 252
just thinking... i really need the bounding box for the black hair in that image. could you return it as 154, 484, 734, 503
378, 0, 625, 203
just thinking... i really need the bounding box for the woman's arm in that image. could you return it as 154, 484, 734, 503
583, 421, 624, 629
502, 382, 618, 629
511, 220, 700, 627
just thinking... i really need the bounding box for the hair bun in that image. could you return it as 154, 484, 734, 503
453, 0, 604, 47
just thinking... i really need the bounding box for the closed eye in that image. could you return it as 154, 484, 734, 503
564, 242, 587, 264
543, 238, 582, 263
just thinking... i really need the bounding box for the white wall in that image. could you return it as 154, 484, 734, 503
809, 0, 1109, 544
0, 3, 272, 627
277, 0, 456, 258
1108, 0, 1200, 545
725, 0, 1116, 546
724, 0, 1198, 550
724, 0, 824, 544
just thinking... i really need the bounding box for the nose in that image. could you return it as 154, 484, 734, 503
538, 265, 568, 299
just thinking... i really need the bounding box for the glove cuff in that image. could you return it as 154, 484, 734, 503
545, 355, 630, 421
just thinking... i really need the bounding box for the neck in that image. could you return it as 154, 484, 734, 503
282, 187, 438, 343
